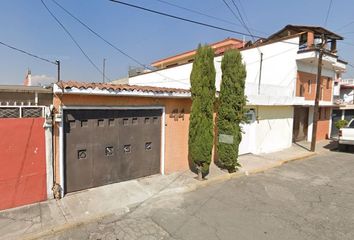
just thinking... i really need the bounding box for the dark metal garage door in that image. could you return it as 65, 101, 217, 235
64, 109, 162, 193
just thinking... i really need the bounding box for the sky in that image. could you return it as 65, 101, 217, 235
0, 0, 353, 85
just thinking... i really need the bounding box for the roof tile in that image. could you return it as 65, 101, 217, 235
57, 80, 190, 94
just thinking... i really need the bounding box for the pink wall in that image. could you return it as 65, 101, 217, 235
0, 118, 47, 210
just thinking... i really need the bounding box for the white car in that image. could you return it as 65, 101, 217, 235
338, 119, 354, 151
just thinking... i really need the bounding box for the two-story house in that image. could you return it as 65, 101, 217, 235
331, 78, 354, 137
128, 25, 346, 154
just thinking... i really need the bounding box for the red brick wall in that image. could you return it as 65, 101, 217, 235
316, 107, 331, 141
296, 71, 332, 101
0, 118, 47, 210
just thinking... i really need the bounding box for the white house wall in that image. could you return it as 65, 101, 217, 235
242, 37, 299, 97
297, 61, 336, 78
252, 106, 294, 153
129, 36, 301, 102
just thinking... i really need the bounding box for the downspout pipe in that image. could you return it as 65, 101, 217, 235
258, 52, 263, 95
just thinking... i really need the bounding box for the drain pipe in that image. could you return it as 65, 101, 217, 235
258, 52, 264, 95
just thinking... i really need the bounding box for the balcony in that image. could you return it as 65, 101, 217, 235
296, 32, 346, 72
296, 48, 346, 72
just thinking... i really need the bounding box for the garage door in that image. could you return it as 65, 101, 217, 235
64, 109, 162, 193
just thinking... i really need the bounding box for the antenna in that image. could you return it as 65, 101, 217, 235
103, 58, 106, 83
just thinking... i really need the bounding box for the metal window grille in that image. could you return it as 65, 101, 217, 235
0, 106, 44, 118
0, 108, 20, 118
22, 107, 43, 118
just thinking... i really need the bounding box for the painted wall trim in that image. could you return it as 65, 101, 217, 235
53, 84, 190, 98
59, 118, 64, 198
59, 105, 166, 195
43, 107, 54, 199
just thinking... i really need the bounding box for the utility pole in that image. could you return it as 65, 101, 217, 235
103, 58, 106, 83
310, 35, 326, 152
56, 60, 60, 83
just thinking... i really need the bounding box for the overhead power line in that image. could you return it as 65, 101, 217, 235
221, 0, 242, 27
108, 0, 303, 47
51, 0, 146, 69
324, 0, 333, 27
50, 0, 188, 86
224, 0, 256, 42
230, 0, 250, 34
0, 40, 57, 65
336, 20, 354, 32
108, 0, 263, 38
154, 0, 267, 35
155, 0, 239, 27
41, 0, 111, 81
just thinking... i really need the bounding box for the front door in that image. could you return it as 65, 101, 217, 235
293, 107, 309, 142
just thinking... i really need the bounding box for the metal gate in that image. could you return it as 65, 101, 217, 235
64, 109, 162, 193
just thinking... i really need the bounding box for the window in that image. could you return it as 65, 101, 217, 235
326, 77, 331, 89
299, 34, 307, 49
318, 108, 329, 120
308, 80, 311, 93
320, 87, 324, 100
299, 84, 304, 97
349, 121, 354, 128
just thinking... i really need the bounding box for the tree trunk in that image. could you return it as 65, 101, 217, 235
196, 165, 203, 181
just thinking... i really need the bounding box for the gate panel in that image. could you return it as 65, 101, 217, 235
0, 118, 46, 210
64, 109, 162, 193
64, 111, 95, 193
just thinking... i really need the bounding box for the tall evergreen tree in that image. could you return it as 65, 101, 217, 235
189, 44, 216, 180
217, 49, 247, 172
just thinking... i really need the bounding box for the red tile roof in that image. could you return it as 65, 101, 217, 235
57, 81, 190, 94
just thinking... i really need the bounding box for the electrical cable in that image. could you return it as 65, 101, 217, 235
0, 40, 57, 65
50, 0, 188, 85
154, 0, 267, 35
336, 20, 354, 32
41, 0, 111, 81
324, 0, 333, 27
108, 0, 263, 38
108, 0, 300, 47
51, 0, 147, 70
222, 0, 262, 54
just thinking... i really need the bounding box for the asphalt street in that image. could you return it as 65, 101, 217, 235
39, 150, 354, 240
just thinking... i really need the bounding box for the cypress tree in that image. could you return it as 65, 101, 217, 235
189, 44, 216, 180
217, 49, 247, 172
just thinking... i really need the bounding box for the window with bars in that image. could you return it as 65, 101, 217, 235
0, 108, 20, 118
22, 107, 43, 118
0, 107, 43, 118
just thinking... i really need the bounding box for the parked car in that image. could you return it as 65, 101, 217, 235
338, 118, 354, 151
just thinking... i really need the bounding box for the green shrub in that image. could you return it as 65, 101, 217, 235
188, 44, 216, 179
217, 49, 247, 173
335, 119, 348, 129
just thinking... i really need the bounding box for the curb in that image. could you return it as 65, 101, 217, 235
18, 151, 316, 240
248, 152, 317, 175
21, 208, 130, 240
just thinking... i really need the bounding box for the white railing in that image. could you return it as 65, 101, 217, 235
341, 79, 354, 85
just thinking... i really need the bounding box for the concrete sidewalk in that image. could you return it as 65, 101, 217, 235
0, 140, 334, 240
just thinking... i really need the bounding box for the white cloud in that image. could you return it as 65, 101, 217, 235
31, 74, 56, 86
